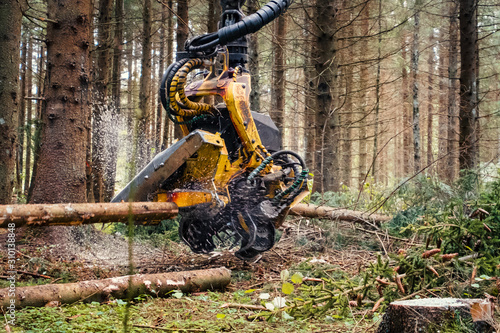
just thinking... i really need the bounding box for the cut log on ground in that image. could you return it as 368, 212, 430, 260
0, 202, 178, 228
377, 298, 495, 333
290, 203, 391, 226
0, 202, 390, 229
0, 267, 230, 309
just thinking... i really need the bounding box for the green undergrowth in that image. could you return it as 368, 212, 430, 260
11, 290, 352, 333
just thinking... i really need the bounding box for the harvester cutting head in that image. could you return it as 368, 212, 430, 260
112, 0, 310, 260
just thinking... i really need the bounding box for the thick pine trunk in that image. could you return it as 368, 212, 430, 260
312, 0, 339, 192
0, 0, 22, 204
0, 268, 231, 308
458, 0, 478, 170
30, 0, 92, 204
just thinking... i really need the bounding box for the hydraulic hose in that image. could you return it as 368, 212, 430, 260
159, 58, 210, 125
169, 59, 216, 117
186, 0, 293, 54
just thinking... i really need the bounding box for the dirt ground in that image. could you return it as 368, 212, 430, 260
0, 218, 380, 289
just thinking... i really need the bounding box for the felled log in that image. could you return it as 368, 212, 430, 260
290, 203, 391, 225
377, 298, 495, 333
0, 267, 230, 308
0, 201, 178, 228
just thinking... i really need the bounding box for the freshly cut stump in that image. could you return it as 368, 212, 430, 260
377, 298, 495, 333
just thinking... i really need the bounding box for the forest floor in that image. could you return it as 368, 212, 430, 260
0, 216, 498, 332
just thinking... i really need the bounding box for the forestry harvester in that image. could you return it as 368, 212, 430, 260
112, 0, 310, 260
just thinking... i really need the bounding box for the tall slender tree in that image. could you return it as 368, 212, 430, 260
270, 14, 286, 135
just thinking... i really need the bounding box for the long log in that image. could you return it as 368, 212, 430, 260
0, 202, 178, 228
289, 203, 391, 225
0, 202, 390, 229
0, 267, 231, 309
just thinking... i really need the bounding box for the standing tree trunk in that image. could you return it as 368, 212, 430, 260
104, 0, 124, 202
174, 0, 189, 140
311, 0, 339, 192
437, 30, 448, 180
137, 0, 152, 170
341, 13, 353, 188
92, 0, 113, 203
0, 0, 23, 204
162, 0, 174, 149
271, 14, 286, 138
358, 2, 369, 187
247, 0, 260, 112
458, 0, 478, 170
30, 0, 92, 204
17, 38, 27, 198
401, 33, 411, 176
411, 0, 422, 174
372, 0, 382, 182
426, 34, 435, 171
24, 38, 34, 196
157, 4, 167, 151
447, 1, 459, 182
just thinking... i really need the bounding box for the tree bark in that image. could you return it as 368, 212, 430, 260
411, 0, 422, 174
402, 33, 411, 176
0, 268, 231, 308
377, 298, 494, 333
247, 0, 261, 113
162, 0, 174, 149
24, 38, 34, 196
17, 38, 27, 198
372, 0, 382, 182
104, 0, 125, 202
312, 0, 339, 192
358, 2, 369, 187
92, 0, 114, 203
138, 0, 153, 169
30, 0, 92, 204
174, 0, 189, 140
0, 0, 23, 204
458, 0, 478, 170
0, 201, 178, 228
271, 14, 286, 136
447, 1, 459, 182
426, 34, 435, 172
289, 203, 391, 225
437, 30, 448, 180
157, 4, 167, 151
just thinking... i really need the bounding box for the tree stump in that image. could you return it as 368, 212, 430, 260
377, 298, 495, 333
